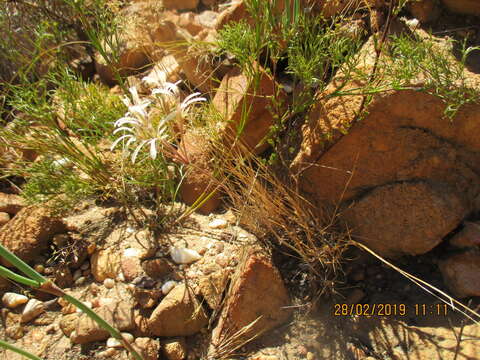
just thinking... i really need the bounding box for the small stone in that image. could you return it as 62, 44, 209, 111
81, 261, 90, 270
74, 276, 86, 286
134, 337, 160, 360
98, 348, 118, 358
163, 337, 187, 360
2, 292, 29, 308
161, 281, 177, 295
208, 218, 228, 229
60, 313, 79, 337
215, 254, 229, 267
170, 247, 202, 264
104, 278, 115, 289
34, 264, 45, 274
107, 337, 123, 348
122, 332, 134, 343
21, 299, 45, 323
142, 258, 173, 279
306, 352, 315, 360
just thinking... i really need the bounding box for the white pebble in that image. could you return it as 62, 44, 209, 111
74, 276, 86, 286
117, 272, 125, 282
170, 247, 201, 264
208, 218, 228, 229
103, 278, 115, 289
80, 262, 90, 271
121, 332, 134, 343
2, 293, 28, 309
98, 348, 117, 357
107, 337, 123, 348
21, 299, 45, 323
161, 281, 177, 295
123, 248, 141, 257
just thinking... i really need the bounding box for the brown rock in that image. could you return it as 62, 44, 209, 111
142, 258, 173, 279
441, 0, 480, 16
439, 251, 480, 298
134, 337, 160, 360
0, 192, 26, 214
179, 66, 283, 214
133, 288, 163, 309
179, 132, 222, 215
212, 66, 280, 155
0, 212, 10, 227
163, 0, 199, 10
450, 222, 480, 248
2, 310, 24, 340
121, 255, 144, 282
291, 35, 480, 258
163, 337, 187, 360
178, 12, 203, 36
54, 265, 74, 288
198, 271, 229, 310
59, 313, 79, 338
211, 251, 291, 352
148, 283, 208, 337
407, 0, 440, 23
95, 2, 173, 85
0, 206, 66, 266
91, 248, 122, 282
73, 300, 135, 344
343, 181, 467, 258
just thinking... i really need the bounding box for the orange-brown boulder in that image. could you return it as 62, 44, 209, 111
180, 66, 282, 213
210, 251, 291, 354
439, 252, 480, 298
441, 0, 480, 16
292, 34, 480, 258
344, 181, 467, 258
0, 206, 66, 266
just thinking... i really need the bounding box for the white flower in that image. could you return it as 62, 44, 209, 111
111, 82, 206, 164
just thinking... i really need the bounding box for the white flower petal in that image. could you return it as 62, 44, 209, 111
149, 139, 157, 160
131, 140, 149, 163
110, 134, 134, 151
113, 126, 134, 134
114, 117, 140, 127
181, 97, 207, 111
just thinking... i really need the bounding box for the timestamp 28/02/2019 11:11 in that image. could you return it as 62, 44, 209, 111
333, 303, 449, 317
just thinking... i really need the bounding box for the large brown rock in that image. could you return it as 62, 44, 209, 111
0, 206, 66, 266
441, 0, 480, 16
148, 283, 208, 336
439, 252, 480, 298
344, 181, 467, 257
73, 300, 135, 344
407, 0, 440, 23
210, 251, 291, 353
291, 35, 480, 257
179, 66, 282, 214
95, 2, 181, 85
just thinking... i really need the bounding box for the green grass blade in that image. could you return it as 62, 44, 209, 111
0, 339, 43, 360
0, 244, 46, 284
0, 265, 41, 288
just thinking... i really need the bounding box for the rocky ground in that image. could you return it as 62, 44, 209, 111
1, 0, 480, 359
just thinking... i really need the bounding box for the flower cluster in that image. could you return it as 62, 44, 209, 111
110, 81, 206, 163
